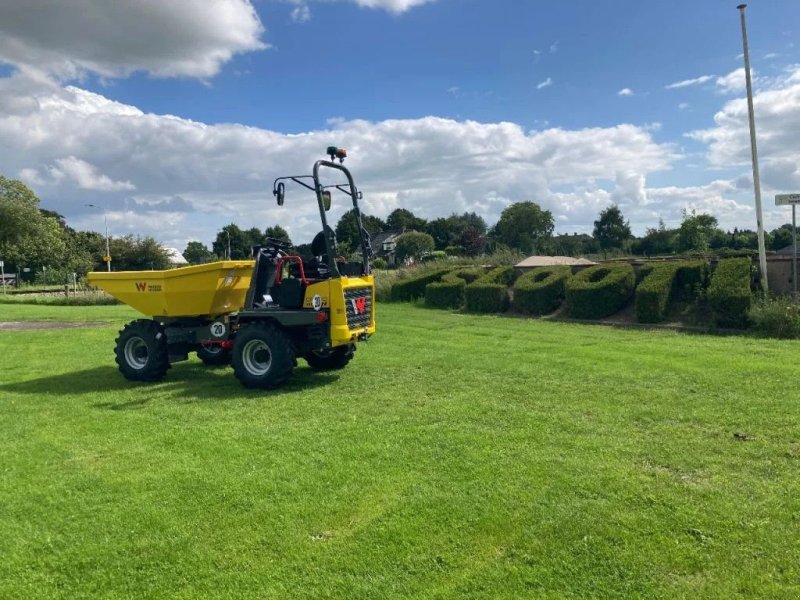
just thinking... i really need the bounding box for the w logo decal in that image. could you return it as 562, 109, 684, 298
135, 282, 147, 292
351, 296, 367, 315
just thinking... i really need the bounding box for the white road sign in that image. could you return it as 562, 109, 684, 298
775, 193, 800, 205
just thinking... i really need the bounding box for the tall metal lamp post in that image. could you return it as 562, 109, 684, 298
85, 203, 111, 272
737, 3, 769, 292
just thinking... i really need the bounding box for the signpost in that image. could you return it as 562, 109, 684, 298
775, 193, 800, 294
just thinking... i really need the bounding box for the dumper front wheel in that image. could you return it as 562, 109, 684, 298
232, 322, 295, 389
115, 320, 170, 382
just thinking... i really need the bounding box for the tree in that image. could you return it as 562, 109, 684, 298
108, 235, 170, 271
0, 176, 66, 270
458, 226, 486, 257
386, 208, 426, 232
593, 205, 632, 254
631, 220, 676, 256
769, 224, 798, 251
183, 241, 215, 264
676, 210, 720, 253
492, 201, 554, 255
426, 212, 488, 251
550, 233, 600, 257
394, 231, 435, 262
265, 225, 292, 247
212, 224, 253, 259
335, 210, 385, 254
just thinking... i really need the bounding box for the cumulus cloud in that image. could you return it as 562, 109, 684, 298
618, 88, 634, 96
716, 68, 750, 94
0, 72, 677, 247
0, 0, 267, 80
537, 77, 552, 90
665, 74, 714, 89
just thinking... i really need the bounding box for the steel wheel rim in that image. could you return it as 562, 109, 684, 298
124, 337, 149, 369
242, 339, 272, 376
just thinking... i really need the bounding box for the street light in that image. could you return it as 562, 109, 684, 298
85, 203, 111, 272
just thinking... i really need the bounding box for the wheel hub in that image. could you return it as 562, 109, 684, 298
124, 337, 149, 370
242, 339, 272, 376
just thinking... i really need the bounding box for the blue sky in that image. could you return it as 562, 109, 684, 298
1, 0, 799, 248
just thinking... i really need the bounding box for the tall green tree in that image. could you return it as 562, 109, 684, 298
335, 210, 385, 254
212, 224, 253, 259
0, 176, 66, 270
593, 205, 632, 254
264, 225, 292, 247
492, 201, 554, 255
386, 208, 426, 232
631, 220, 677, 256
183, 241, 215, 264
676, 210, 721, 253
108, 235, 170, 271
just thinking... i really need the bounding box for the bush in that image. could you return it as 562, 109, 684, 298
674, 259, 709, 301
0, 291, 120, 306
371, 257, 388, 270
749, 296, 800, 339
707, 257, 753, 328
465, 266, 519, 313
635, 263, 681, 323
424, 267, 483, 309
389, 267, 455, 302
511, 266, 570, 315
566, 264, 634, 319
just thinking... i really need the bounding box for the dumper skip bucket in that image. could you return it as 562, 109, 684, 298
87, 260, 255, 317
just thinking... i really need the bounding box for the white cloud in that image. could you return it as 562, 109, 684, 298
291, 4, 312, 22
0, 0, 267, 80
351, 0, 435, 13
0, 73, 676, 247
665, 74, 714, 89
618, 88, 634, 97
537, 77, 552, 90
679, 102, 690, 110
716, 68, 750, 94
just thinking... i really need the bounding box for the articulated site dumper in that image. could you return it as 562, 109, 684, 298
88, 148, 375, 389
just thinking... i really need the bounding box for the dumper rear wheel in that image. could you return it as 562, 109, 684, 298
115, 319, 170, 382
304, 344, 355, 371
197, 343, 231, 367
232, 322, 295, 389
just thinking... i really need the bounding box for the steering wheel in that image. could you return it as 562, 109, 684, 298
264, 237, 291, 251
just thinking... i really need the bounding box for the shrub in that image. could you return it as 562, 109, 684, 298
707, 257, 753, 328
390, 267, 455, 302
566, 264, 634, 319
674, 259, 709, 301
511, 266, 570, 315
465, 266, 519, 313
635, 263, 681, 323
424, 267, 483, 309
371, 257, 388, 270
749, 296, 800, 339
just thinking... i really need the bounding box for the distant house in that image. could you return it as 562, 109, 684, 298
164, 247, 189, 266
371, 230, 403, 266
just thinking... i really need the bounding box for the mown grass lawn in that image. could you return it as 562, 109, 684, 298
1, 302, 799, 599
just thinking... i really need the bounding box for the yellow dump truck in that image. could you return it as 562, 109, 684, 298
88, 148, 375, 389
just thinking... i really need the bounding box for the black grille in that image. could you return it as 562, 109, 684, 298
344, 286, 372, 330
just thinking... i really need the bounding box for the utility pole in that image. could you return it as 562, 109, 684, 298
226, 230, 231, 260
737, 3, 769, 292
85, 204, 112, 272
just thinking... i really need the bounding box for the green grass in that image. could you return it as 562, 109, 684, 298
1, 303, 799, 598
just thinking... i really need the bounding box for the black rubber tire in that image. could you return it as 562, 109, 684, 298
304, 344, 355, 371
231, 322, 295, 389
114, 319, 170, 382
196, 343, 232, 366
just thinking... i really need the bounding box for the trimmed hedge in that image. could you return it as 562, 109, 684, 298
465, 266, 519, 313
635, 263, 681, 323
566, 264, 634, 319
674, 259, 709, 301
390, 267, 455, 302
511, 266, 571, 315
424, 267, 484, 309
707, 257, 753, 328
